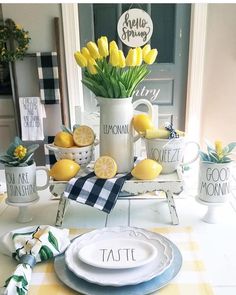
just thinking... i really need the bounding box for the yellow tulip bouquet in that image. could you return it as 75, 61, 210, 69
74, 36, 158, 98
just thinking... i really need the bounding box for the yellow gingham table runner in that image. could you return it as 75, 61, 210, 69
26, 226, 213, 295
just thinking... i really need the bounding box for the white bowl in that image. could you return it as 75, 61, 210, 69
46, 140, 98, 167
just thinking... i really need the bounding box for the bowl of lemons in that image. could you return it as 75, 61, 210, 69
46, 125, 98, 167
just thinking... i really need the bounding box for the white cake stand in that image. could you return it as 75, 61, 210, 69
195, 196, 226, 224
5, 197, 39, 223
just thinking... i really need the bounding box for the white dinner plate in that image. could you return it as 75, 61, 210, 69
65, 227, 174, 286
78, 238, 158, 269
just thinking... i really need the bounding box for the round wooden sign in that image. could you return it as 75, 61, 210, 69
117, 8, 153, 47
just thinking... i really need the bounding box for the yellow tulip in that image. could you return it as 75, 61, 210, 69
136, 47, 142, 66
126, 48, 137, 67
118, 50, 126, 68
109, 40, 119, 53
87, 58, 98, 75
97, 36, 109, 57
143, 49, 158, 65
87, 41, 100, 59
215, 140, 223, 158
81, 47, 91, 60
109, 48, 120, 67
142, 44, 151, 58
74, 51, 87, 67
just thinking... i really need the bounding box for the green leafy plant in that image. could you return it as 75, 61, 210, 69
199, 140, 236, 163
0, 19, 30, 63
0, 137, 39, 167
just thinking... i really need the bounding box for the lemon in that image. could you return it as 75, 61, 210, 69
54, 131, 74, 148
132, 114, 154, 133
131, 159, 162, 180
73, 125, 95, 147
50, 159, 80, 181
94, 156, 117, 179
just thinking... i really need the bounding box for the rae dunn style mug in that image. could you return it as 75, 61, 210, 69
198, 162, 231, 203
5, 162, 50, 203
145, 137, 200, 174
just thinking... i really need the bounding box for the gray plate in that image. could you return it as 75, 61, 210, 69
54, 236, 182, 295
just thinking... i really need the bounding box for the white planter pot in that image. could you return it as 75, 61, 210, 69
97, 97, 153, 173
198, 162, 232, 203
5, 162, 50, 203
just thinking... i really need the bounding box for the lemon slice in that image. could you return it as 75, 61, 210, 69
94, 156, 117, 179
73, 125, 95, 147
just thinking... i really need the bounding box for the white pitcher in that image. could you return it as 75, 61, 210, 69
97, 97, 153, 173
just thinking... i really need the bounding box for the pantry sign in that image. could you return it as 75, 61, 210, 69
117, 8, 153, 47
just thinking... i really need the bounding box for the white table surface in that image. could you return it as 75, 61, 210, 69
0, 167, 236, 295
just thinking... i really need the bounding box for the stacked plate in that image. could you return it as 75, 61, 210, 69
54, 227, 182, 295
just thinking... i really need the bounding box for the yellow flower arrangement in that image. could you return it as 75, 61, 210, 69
74, 36, 158, 98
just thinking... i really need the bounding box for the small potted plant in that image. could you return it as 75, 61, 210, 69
198, 140, 236, 203
0, 137, 49, 203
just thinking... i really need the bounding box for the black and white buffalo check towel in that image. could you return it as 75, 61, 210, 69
63, 171, 133, 213
36, 52, 60, 104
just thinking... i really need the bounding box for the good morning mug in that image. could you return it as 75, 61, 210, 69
5, 162, 50, 203
145, 137, 200, 174
198, 162, 231, 203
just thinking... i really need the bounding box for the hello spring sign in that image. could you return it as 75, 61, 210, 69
117, 8, 153, 47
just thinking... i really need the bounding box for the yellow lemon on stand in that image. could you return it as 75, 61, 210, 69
131, 159, 162, 180
50, 159, 80, 181
132, 114, 154, 133
94, 156, 117, 179
54, 131, 74, 148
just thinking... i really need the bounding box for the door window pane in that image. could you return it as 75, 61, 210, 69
93, 4, 118, 43
151, 4, 176, 63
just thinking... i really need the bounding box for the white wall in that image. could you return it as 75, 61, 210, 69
201, 4, 236, 151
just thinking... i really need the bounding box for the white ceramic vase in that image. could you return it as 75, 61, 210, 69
97, 97, 153, 173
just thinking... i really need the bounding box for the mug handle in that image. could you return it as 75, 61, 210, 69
182, 141, 200, 166
36, 166, 50, 191
132, 99, 154, 143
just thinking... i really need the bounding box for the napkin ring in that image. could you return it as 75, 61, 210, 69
20, 254, 37, 268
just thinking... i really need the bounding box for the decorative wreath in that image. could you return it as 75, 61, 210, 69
0, 19, 30, 63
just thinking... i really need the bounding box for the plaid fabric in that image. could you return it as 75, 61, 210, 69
21, 227, 213, 295
64, 172, 133, 213
43, 136, 57, 168
36, 52, 60, 104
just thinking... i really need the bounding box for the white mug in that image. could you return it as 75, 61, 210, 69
145, 137, 200, 174
198, 162, 231, 203
5, 162, 50, 203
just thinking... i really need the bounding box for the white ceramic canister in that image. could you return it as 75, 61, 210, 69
97, 97, 153, 173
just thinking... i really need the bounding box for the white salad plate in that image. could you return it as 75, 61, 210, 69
78, 238, 158, 269
65, 227, 174, 287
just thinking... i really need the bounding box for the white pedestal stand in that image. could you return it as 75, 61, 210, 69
195, 196, 225, 224
5, 197, 39, 223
